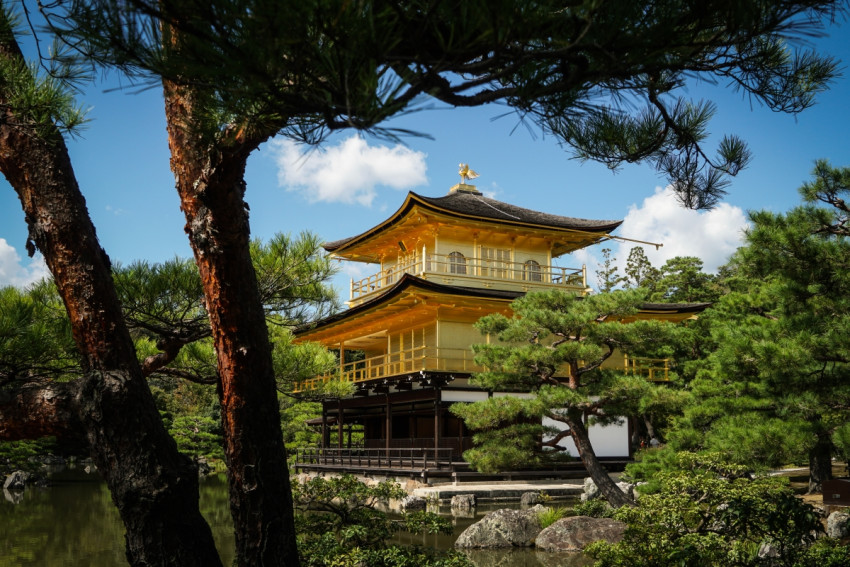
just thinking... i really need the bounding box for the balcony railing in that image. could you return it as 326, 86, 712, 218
292, 346, 479, 393
293, 345, 671, 392
350, 252, 586, 303
294, 447, 456, 472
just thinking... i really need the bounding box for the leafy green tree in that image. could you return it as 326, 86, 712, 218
0, 4, 221, 559
114, 232, 337, 379
0, 282, 78, 383
453, 289, 679, 507
120, 237, 339, 463
650, 256, 719, 303
587, 452, 850, 567
668, 162, 850, 492
798, 159, 850, 236
623, 247, 661, 293
596, 248, 627, 293
3, 0, 843, 562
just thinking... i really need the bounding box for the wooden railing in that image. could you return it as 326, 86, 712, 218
350, 252, 586, 302
293, 348, 671, 392
292, 346, 478, 392
294, 447, 456, 471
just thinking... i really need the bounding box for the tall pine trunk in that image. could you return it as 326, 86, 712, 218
566, 412, 634, 508
0, 23, 221, 567
808, 429, 833, 494
164, 80, 300, 566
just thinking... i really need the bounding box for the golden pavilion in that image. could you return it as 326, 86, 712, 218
293, 172, 706, 481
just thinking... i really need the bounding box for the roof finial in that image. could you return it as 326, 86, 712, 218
458, 163, 480, 184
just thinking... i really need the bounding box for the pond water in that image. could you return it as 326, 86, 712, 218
0, 469, 235, 566
0, 470, 591, 567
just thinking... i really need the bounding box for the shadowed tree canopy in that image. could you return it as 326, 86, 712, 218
41, 0, 843, 208
114, 231, 338, 380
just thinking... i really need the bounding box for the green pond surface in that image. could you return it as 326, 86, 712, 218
0, 470, 591, 567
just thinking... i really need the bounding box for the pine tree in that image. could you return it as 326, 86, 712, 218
624, 247, 660, 292
596, 248, 627, 293
453, 289, 680, 508
670, 162, 850, 492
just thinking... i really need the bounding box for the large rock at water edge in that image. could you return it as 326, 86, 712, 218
451, 494, 477, 509
827, 511, 850, 539
401, 495, 426, 511
521, 492, 543, 506
3, 470, 32, 491
536, 516, 627, 552
455, 508, 543, 548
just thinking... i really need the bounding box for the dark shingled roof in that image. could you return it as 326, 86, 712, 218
638, 302, 713, 314
324, 191, 622, 252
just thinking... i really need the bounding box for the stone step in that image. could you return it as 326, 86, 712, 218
412, 481, 584, 502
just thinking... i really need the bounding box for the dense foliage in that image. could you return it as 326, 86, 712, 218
665, 162, 850, 491
293, 475, 469, 567
42, 1, 842, 210
0, 232, 339, 471
587, 453, 850, 567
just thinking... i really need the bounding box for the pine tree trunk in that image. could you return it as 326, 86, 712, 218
164, 80, 300, 566
808, 430, 833, 494
567, 413, 634, 508
0, 26, 221, 566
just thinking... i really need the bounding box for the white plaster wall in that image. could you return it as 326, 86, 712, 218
542, 416, 630, 458
441, 390, 489, 402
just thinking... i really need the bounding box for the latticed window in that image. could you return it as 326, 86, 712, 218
523, 260, 542, 282
385, 267, 394, 284
481, 246, 510, 278
448, 251, 467, 274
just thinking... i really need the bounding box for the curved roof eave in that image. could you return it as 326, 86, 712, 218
294, 273, 522, 337
295, 273, 711, 340
638, 302, 713, 314
323, 191, 623, 253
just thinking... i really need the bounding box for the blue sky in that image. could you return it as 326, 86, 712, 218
2, 19, 850, 298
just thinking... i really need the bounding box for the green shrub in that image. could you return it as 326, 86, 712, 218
571, 498, 615, 518
586, 452, 850, 567
294, 474, 470, 567
537, 506, 568, 528
0, 438, 60, 475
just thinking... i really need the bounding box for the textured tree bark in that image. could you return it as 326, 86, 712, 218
163, 79, 300, 566
566, 412, 635, 508
0, 26, 222, 566
0, 380, 81, 441
808, 429, 833, 494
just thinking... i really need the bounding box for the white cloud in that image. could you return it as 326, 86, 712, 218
270, 136, 428, 206
0, 239, 49, 289
612, 186, 749, 274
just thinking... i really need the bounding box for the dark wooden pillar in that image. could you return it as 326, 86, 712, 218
385, 395, 392, 458
458, 411, 465, 456
337, 400, 343, 449
434, 390, 441, 462
321, 404, 328, 450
